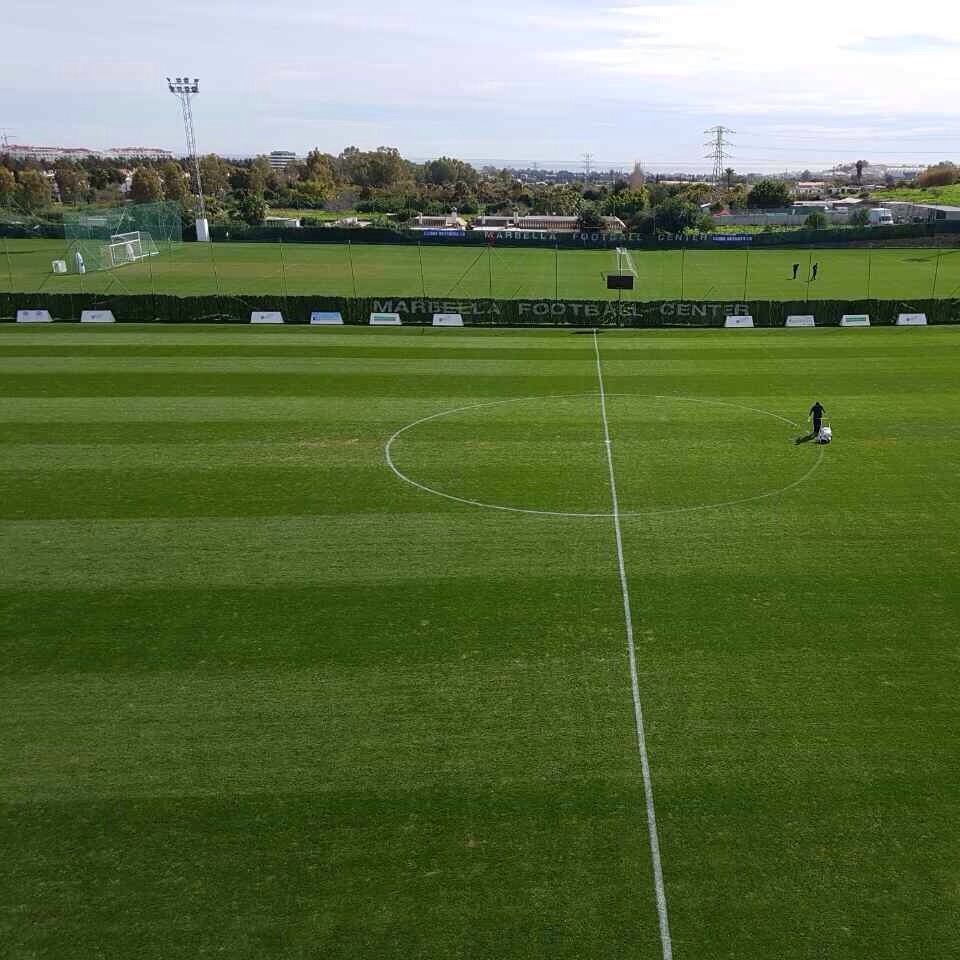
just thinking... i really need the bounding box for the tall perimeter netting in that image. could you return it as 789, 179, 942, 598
62, 202, 182, 274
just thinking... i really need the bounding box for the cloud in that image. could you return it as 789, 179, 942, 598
4, 0, 960, 168
847, 34, 960, 53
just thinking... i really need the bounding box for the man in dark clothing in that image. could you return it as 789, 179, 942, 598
810, 401, 825, 436
811, 262, 819, 281
792, 262, 800, 279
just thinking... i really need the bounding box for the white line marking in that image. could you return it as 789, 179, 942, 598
385, 394, 823, 519
593, 329, 673, 960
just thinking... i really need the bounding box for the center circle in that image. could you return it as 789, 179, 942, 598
385, 394, 823, 518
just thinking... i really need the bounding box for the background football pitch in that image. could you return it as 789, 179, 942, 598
1, 324, 959, 960
3, 237, 960, 302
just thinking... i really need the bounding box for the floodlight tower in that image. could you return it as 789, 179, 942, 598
166, 76, 209, 241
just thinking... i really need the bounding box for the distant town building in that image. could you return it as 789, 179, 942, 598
104, 147, 174, 160
793, 181, 827, 198
472, 214, 627, 234
3, 144, 172, 162
410, 211, 468, 232
880, 201, 960, 223
4, 144, 96, 161
268, 150, 298, 169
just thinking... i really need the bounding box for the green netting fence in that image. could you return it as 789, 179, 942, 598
62, 201, 182, 274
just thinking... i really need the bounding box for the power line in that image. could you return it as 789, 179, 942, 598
704, 126, 735, 185
583, 152, 594, 177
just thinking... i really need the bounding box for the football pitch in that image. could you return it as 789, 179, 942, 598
1, 323, 959, 960
3, 237, 960, 301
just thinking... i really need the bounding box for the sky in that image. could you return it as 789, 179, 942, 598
4, 0, 960, 173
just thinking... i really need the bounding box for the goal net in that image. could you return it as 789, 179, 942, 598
615, 246, 639, 276
104, 231, 159, 268
62, 201, 182, 273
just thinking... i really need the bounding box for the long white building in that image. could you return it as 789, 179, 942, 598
3, 144, 173, 161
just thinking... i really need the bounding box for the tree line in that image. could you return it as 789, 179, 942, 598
3, 146, 955, 233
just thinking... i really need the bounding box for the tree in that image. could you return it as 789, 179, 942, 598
232, 190, 266, 226
160, 161, 188, 203
651, 196, 699, 233
804, 211, 828, 230
339, 146, 408, 190
576, 206, 605, 232
917, 162, 959, 188
531, 184, 582, 216
849, 207, 871, 227
423, 156, 478, 187
725, 184, 749, 211
15, 169, 52, 213
602, 188, 646, 219
86, 160, 124, 191
855, 160, 867, 185
0, 165, 16, 205
54, 163, 90, 204
303, 149, 336, 189
129, 167, 163, 203
746, 179, 791, 209
680, 182, 712, 205
724, 167, 736, 188
248, 156, 274, 195
288, 178, 330, 208
198, 154, 232, 197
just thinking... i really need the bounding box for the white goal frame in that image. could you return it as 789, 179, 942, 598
103, 231, 158, 268
615, 246, 639, 277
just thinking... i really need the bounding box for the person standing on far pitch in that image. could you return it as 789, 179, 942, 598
810, 262, 819, 281
809, 400, 825, 437
792, 262, 800, 279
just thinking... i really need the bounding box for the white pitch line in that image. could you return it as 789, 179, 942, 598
384, 393, 823, 520
593, 330, 673, 960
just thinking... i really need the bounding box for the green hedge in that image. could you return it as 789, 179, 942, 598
3, 291, 959, 327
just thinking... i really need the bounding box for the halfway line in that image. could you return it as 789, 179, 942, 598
592, 329, 673, 960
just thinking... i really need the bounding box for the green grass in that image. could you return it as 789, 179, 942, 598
1, 323, 959, 959
871, 185, 960, 205
266, 208, 365, 221
4, 238, 960, 302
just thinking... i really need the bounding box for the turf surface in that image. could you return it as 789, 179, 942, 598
3, 237, 960, 301
1, 324, 959, 960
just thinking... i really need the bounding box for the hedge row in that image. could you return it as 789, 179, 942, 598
3, 291, 959, 327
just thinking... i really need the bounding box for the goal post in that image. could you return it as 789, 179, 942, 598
615, 246, 639, 277
62, 201, 181, 274
606, 246, 637, 291
104, 231, 159, 268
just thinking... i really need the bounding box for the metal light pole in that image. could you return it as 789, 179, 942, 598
166, 77, 209, 241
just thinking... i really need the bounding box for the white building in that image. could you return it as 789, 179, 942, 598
793, 181, 827, 198
472, 214, 627, 233
5, 144, 96, 162
880, 201, 960, 223
410, 211, 468, 232
268, 151, 298, 169
4, 144, 172, 162
104, 147, 174, 160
